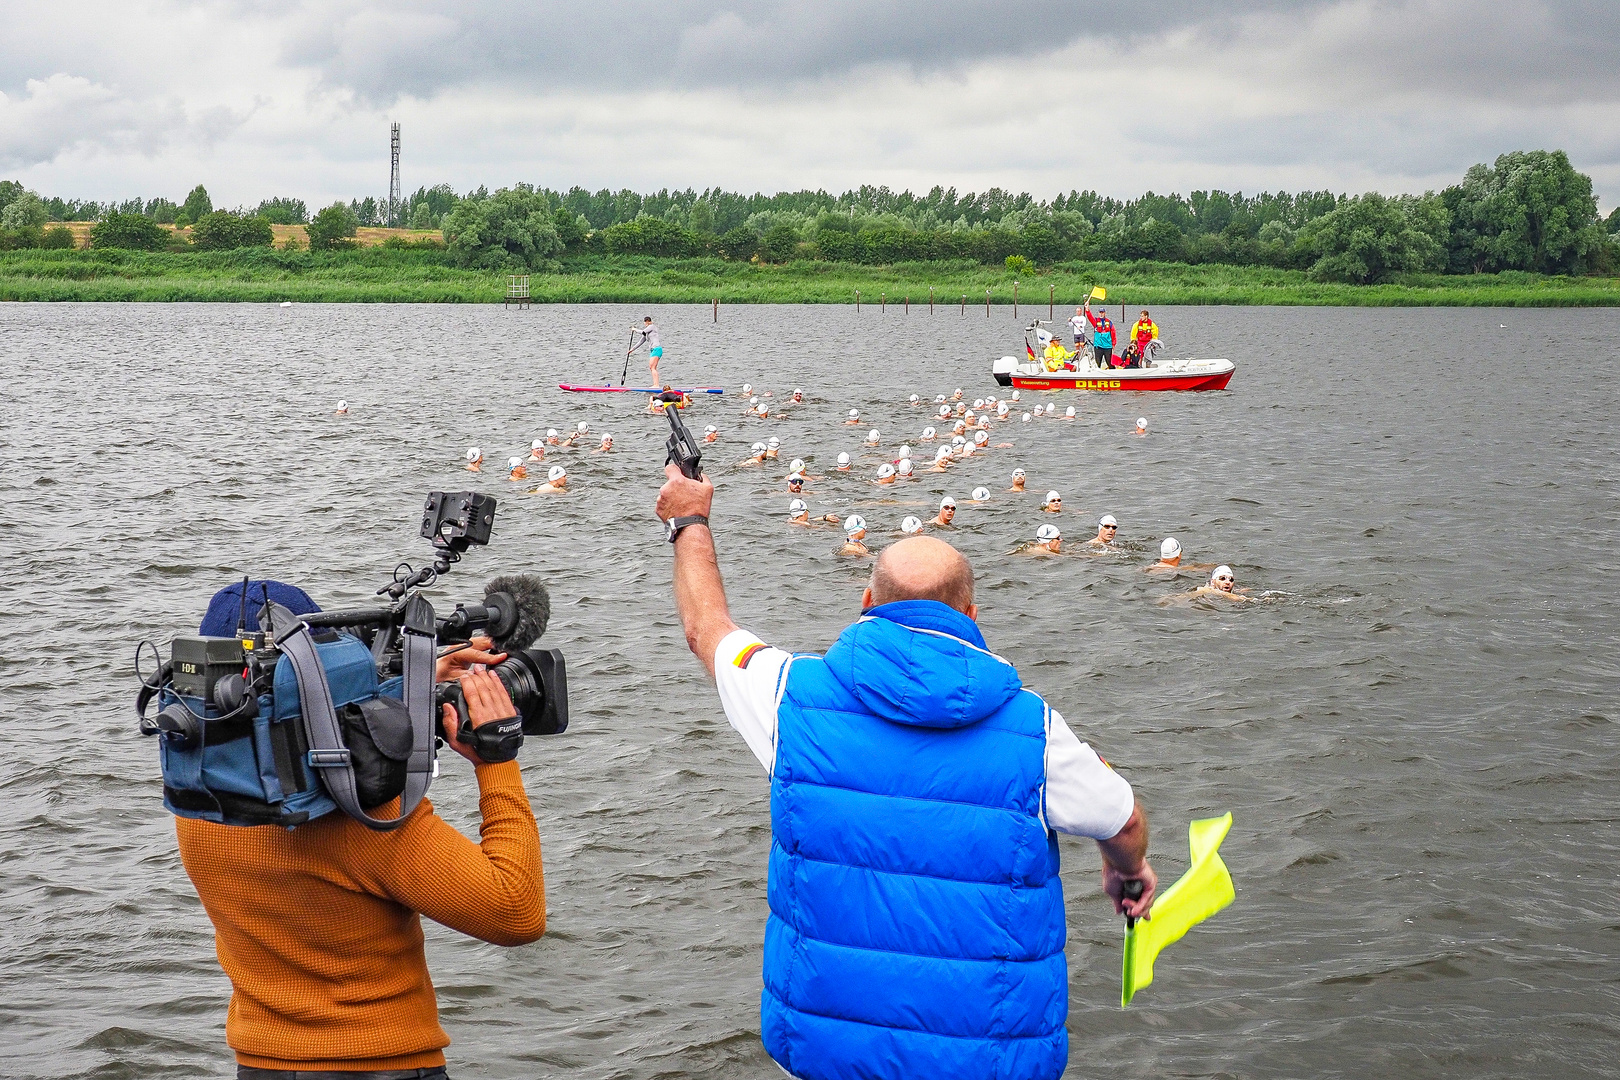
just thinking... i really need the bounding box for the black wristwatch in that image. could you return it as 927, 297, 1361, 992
666, 515, 709, 543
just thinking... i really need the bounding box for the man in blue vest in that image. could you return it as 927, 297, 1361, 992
656, 466, 1158, 1080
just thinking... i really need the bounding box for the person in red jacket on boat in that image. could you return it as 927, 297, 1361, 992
1127, 310, 1159, 368
1082, 300, 1117, 369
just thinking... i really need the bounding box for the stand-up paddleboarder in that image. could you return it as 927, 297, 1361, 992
631, 316, 664, 386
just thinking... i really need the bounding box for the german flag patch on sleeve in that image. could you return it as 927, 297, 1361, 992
734, 642, 768, 669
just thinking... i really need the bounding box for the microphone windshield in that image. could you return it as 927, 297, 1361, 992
483, 574, 552, 653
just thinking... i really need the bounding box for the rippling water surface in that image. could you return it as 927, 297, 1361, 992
2, 302, 1617, 1079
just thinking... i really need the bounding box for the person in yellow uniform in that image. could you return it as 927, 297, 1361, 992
1128, 310, 1159, 368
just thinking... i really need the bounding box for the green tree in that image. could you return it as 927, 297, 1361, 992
146, 197, 179, 223
90, 211, 170, 250
552, 207, 587, 250
441, 187, 564, 269
0, 179, 23, 215
255, 197, 308, 225
688, 199, 715, 236
757, 222, 802, 262
189, 211, 274, 250
715, 226, 757, 260
41, 225, 76, 249
306, 202, 360, 250
1, 192, 49, 230
1441, 150, 1605, 274
408, 202, 437, 229
176, 184, 212, 227
599, 215, 701, 257
1295, 192, 1449, 283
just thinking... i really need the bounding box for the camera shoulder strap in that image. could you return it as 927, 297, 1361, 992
266, 600, 437, 832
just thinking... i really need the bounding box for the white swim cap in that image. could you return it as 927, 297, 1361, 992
998, 402, 1009, 414
972, 486, 990, 501
940, 496, 956, 508
752, 442, 766, 452
743, 382, 752, 393
793, 388, 801, 394
790, 458, 805, 472
909, 394, 919, 403
973, 398, 984, 408
964, 410, 976, 420
1065, 406, 1076, 417
750, 396, 760, 406
898, 445, 911, 459
1137, 417, 1148, 428
901, 516, 923, 534
952, 435, 966, 446
974, 430, 989, 444
1161, 537, 1182, 558
845, 514, 867, 535
935, 394, 946, 403
577, 421, 589, 432
849, 408, 859, 418
531, 439, 544, 449
789, 498, 807, 514
897, 459, 914, 476
1013, 468, 1026, 478
547, 429, 558, 438
1100, 514, 1118, 527
757, 404, 769, 416
336, 400, 347, 410
1022, 413, 1032, 422
1044, 490, 1061, 505
1046, 403, 1057, 415
1011, 390, 1021, 400
954, 387, 962, 395
922, 426, 936, 438
1213, 565, 1233, 581
876, 462, 895, 478
867, 429, 881, 444
508, 457, 521, 469
704, 424, 717, 434
1038, 523, 1060, 541
939, 405, 951, 417
548, 465, 566, 481
600, 432, 612, 443
935, 445, 952, 461
768, 436, 780, 448
788, 472, 805, 485
837, 451, 851, 465
467, 447, 481, 461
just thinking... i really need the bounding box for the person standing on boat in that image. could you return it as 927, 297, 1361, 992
1129, 310, 1158, 368
1082, 300, 1116, 369
632, 316, 663, 386
654, 466, 1157, 1080
1067, 307, 1088, 355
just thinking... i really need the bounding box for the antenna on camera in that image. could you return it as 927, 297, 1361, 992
235, 575, 250, 636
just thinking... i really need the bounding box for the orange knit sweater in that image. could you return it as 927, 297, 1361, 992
175, 760, 544, 1071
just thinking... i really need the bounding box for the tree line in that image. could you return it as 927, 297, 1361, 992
3, 150, 1616, 284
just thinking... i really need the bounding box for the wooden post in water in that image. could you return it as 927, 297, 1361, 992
881, 292, 886, 313
855, 290, 860, 312
712, 297, 718, 322
960, 294, 966, 314
1013, 280, 1019, 319
985, 288, 990, 317
905, 296, 909, 314
1049, 284, 1054, 319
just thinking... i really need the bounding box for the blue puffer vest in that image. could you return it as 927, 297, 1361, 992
761, 600, 1067, 1080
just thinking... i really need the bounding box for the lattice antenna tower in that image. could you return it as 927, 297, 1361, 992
388, 123, 401, 228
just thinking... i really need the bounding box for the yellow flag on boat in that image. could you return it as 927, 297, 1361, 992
1088, 286, 1107, 301
1121, 812, 1235, 1007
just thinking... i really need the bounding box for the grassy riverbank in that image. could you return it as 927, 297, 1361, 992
2, 248, 1618, 305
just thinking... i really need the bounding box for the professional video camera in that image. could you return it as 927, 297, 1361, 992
136, 491, 568, 831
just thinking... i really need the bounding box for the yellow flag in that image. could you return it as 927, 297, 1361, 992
1089, 286, 1107, 301
1122, 813, 1234, 1007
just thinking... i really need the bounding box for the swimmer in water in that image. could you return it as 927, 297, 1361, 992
938, 404, 952, 421
838, 515, 870, 557
835, 452, 852, 472
1136, 417, 1148, 436
873, 462, 897, 486
929, 445, 954, 472
786, 458, 816, 481
528, 439, 546, 462
787, 498, 837, 526
545, 428, 562, 447
746, 396, 761, 415
920, 426, 937, 442
973, 430, 990, 451
845, 408, 861, 426
970, 486, 991, 503
334, 400, 348, 415
954, 401, 967, 418
896, 444, 912, 463
1063, 406, 1076, 421
465, 447, 483, 472
531, 464, 568, 493
1017, 523, 1062, 556
952, 388, 964, 402
704, 424, 719, 444
1011, 389, 1021, 404
791, 388, 804, 404
1041, 490, 1063, 513
1089, 515, 1118, 547
787, 473, 806, 495
765, 437, 780, 461
1022, 413, 1033, 424
560, 426, 581, 448
1193, 565, 1253, 602
932, 497, 956, 527
866, 429, 882, 447
997, 401, 1010, 419
908, 394, 921, 407
1009, 468, 1027, 492
742, 382, 753, 396
900, 516, 923, 534
507, 457, 528, 481
757, 403, 771, 419
739, 442, 768, 467
594, 433, 613, 453
896, 458, 915, 479
1146, 537, 1183, 572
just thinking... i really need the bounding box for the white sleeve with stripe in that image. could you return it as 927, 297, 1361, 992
713, 628, 791, 774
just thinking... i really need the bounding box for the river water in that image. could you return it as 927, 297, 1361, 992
1, 302, 1616, 1079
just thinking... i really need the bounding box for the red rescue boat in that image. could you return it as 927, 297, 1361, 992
992, 340, 1234, 391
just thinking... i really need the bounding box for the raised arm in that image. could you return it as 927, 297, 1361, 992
655, 463, 738, 678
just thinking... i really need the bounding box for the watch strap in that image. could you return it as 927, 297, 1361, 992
666, 515, 710, 543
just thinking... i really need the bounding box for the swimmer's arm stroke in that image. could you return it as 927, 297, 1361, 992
656, 463, 735, 679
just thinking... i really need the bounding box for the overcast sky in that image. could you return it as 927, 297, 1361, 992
2, 0, 1617, 210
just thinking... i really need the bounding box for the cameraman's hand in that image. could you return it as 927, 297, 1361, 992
443, 668, 518, 766
436, 634, 507, 683
656, 463, 714, 521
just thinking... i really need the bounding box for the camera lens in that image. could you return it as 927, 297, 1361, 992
492, 648, 568, 736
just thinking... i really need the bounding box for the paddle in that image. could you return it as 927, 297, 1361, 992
619, 330, 638, 386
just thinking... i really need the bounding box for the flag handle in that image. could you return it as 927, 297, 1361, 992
1122, 877, 1145, 929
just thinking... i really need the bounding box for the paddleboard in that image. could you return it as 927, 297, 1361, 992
559, 384, 724, 394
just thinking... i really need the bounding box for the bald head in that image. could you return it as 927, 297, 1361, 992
868, 536, 975, 613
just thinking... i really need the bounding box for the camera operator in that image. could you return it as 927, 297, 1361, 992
174, 642, 544, 1080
